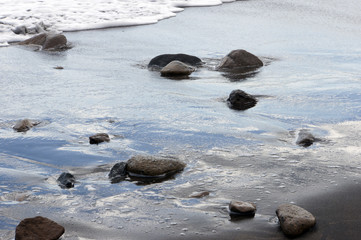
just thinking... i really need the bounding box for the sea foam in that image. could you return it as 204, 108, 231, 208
0, 0, 234, 45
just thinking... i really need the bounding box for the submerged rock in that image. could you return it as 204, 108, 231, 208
217, 49, 263, 70
160, 60, 195, 78
189, 191, 210, 198
18, 33, 68, 51
13, 119, 34, 132
229, 201, 257, 216
127, 155, 186, 177
227, 89, 257, 110
148, 53, 202, 69
296, 129, 316, 147
109, 162, 128, 183
57, 172, 75, 188
89, 133, 110, 145
276, 204, 316, 237
15, 216, 65, 240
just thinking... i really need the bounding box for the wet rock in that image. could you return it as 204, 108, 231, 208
127, 155, 186, 177
148, 53, 202, 69
227, 89, 257, 110
189, 191, 210, 198
54, 66, 64, 70
57, 172, 75, 188
276, 204, 316, 237
89, 133, 110, 145
15, 216, 65, 240
18, 33, 68, 51
217, 49, 263, 70
296, 129, 316, 147
109, 162, 128, 183
13, 119, 34, 132
12, 25, 27, 35
229, 201, 257, 216
160, 60, 196, 78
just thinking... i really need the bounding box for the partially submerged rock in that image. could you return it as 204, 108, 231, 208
160, 60, 196, 78
57, 172, 75, 189
229, 201, 257, 216
89, 133, 110, 145
217, 49, 263, 70
109, 162, 128, 183
276, 204, 316, 237
227, 89, 257, 110
189, 191, 210, 198
18, 33, 68, 51
127, 155, 186, 177
296, 129, 316, 147
15, 216, 65, 240
148, 53, 202, 69
13, 119, 34, 132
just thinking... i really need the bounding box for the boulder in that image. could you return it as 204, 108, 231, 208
127, 155, 186, 177
148, 54, 202, 69
109, 162, 128, 183
160, 61, 195, 77
13, 119, 34, 132
15, 216, 65, 240
296, 129, 316, 147
57, 172, 75, 188
18, 33, 68, 51
229, 201, 257, 216
227, 89, 257, 110
276, 204, 316, 237
217, 49, 263, 70
89, 133, 110, 145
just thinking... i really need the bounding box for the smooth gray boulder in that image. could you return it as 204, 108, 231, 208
217, 49, 263, 70
160, 60, 195, 78
127, 155, 186, 177
148, 53, 202, 69
15, 216, 65, 240
18, 33, 68, 50
89, 133, 110, 145
13, 119, 34, 132
227, 89, 257, 110
229, 201, 257, 216
276, 204, 316, 237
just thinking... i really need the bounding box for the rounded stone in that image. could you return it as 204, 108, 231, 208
217, 49, 263, 70
148, 53, 202, 68
15, 216, 65, 240
160, 60, 196, 77
229, 201, 257, 215
227, 89, 257, 110
13, 119, 34, 132
89, 133, 110, 145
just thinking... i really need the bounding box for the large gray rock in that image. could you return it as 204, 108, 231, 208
229, 201, 257, 216
217, 49, 263, 70
127, 155, 186, 177
227, 89, 257, 110
276, 204, 316, 237
15, 216, 65, 240
18, 33, 68, 51
160, 60, 195, 77
148, 53, 202, 69
13, 119, 34, 132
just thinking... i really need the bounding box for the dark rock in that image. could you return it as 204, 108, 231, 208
227, 89, 257, 110
276, 204, 316, 237
160, 60, 195, 78
54, 66, 64, 70
18, 33, 68, 51
217, 49, 263, 70
127, 155, 186, 177
189, 191, 210, 198
15, 216, 65, 240
296, 129, 316, 147
229, 201, 257, 216
13, 119, 34, 132
57, 172, 75, 188
89, 133, 110, 145
148, 53, 202, 69
12, 25, 27, 35
109, 162, 128, 183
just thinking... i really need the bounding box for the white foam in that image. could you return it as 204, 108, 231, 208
0, 0, 234, 45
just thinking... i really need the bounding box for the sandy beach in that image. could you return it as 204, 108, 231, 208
1, 0, 361, 239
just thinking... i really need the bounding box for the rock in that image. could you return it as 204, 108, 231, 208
296, 129, 316, 147
18, 33, 68, 51
127, 155, 186, 177
15, 216, 65, 240
57, 172, 75, 188
54, 66, 64, 70
148, 53, 202, 69
109, 162, 128, 183
12, 25, 27, 35
89, 133, 110, 145
227, 89, 257, 110
13, 119, 34, 132
189, 191, 210, 198
276, 204, 316, 237
229, 201, 257, 216
217, 49, 263, 70
160, 61, 196, 78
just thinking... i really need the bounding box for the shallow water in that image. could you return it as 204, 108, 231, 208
1, 0, 361, 239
